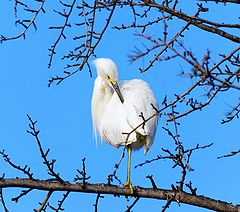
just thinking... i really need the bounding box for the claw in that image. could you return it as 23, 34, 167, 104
122, 180, 134, 194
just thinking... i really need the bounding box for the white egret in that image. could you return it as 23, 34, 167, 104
91, 58, 158, 193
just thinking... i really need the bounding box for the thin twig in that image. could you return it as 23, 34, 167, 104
139, 9, 201, 73
48, 0, 77, 68
107, 147, 125, 185
125, 197, 140, 212
0, 188, 9, 212
94, 193, 104, 212
0, 0, 46, 42
47, 191, 70, 211
35, 191, 53, 212
0, 150, 34, 179
27, 115, 64, 183
217, 148, 240, 159
74, 158, 91, 185
12, 188, 33, 203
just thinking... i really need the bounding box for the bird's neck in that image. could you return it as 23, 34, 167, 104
93, 76, 113, 101
91, 76, 113, 132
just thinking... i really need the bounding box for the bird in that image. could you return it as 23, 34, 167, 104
91, 58, 158, 194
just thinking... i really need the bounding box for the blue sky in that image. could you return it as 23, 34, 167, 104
0, 1, 240, 211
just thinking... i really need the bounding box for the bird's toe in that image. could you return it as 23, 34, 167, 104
122, 181, 134, 194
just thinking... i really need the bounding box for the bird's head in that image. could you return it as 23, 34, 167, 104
93, 58, 124, 103
93, 58, 118, 82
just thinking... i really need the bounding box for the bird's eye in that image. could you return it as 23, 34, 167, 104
107, 75, 110, 79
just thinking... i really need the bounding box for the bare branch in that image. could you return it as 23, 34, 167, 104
48, 0, 77, 68
107, 147, 125, 185
27, 115, 64, 183
0, 179, 239, 212
0, 150, 34, 179
221, 101, 240, 124
125, 196, 140, 212
48, 1, 117, 86
113, 2, 240, 43
217, 148, 240, 159
47, 191, 70, 211
139, 9, 202, 72
74, 158, 91, 185
186, 181, 197, 196
146, 175, 158, 189
94, 193, 104, 212
0, 188, 9, 212
35, 191, 53, 212
12, 188, 33, 203
162, 197, 174, 212
0, 0, 46, 43
199, 0, 240, 4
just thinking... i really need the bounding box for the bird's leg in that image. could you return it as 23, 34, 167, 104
122, 145, 134, 194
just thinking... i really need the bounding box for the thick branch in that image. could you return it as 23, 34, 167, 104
113, 2, 240, 43
199, 0, 240, 4
0, 178, 239, 212
149, 3, 240, 43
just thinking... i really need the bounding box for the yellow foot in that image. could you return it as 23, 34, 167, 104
122, 181, 134, 194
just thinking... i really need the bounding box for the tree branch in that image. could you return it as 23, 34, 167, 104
199, 0, 240, 4
48, 0, 77, 68
36, 191, 53, 212
0, 188, 8, 212
112, 2, 240, 43
0, 0, 46, 42
27, 115, 64, 183
0, 178, 239, 212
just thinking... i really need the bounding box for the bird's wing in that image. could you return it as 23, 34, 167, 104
120, 79, 158, 136
101, 79, 158, 148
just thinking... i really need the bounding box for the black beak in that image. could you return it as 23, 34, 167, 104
111, 82, 124, 103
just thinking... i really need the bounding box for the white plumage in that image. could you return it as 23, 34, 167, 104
91, 58, 158, 193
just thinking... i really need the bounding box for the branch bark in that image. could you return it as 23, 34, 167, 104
1, 178, 239, 212
199, 0, 240, 4
115, 2, 240, 43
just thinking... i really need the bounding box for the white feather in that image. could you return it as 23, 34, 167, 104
91, 58, 158, 154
